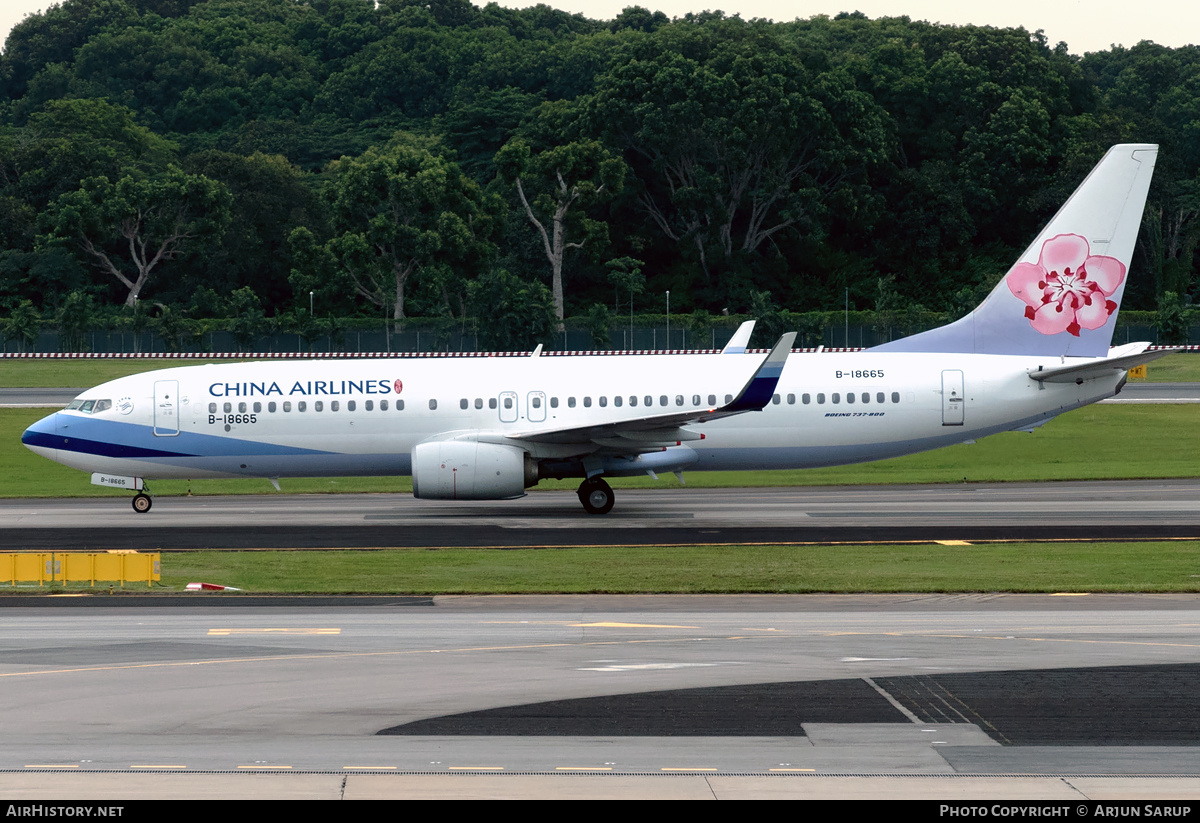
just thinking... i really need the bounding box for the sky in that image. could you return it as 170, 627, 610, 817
2, 0, 1197, 57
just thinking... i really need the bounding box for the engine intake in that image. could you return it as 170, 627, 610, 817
411, 441, 536, 500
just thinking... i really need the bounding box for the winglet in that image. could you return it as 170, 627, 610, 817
721, 321, 756, 354
531, 344, 543, 357
722, 332, 796, 412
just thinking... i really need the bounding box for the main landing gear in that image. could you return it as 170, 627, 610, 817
577, 476, 614, 515
132, 491, 152, 513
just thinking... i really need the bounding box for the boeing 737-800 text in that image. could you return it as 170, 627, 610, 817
22, 144, 1167, 514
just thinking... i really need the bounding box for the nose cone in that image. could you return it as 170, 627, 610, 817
22, 412, 60, 460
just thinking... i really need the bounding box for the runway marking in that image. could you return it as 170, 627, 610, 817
207, 628, 341, 635
1049, 593, 1091, 597
578, 662, 725, 671
25, 764, 78, 769
237, 765, 292, 770
770, 768, 816, 772
572, 622, 700, 629
661, 767, 718, 772
556, 767, 612, 771
131, 765, 186, 769
862, 676, 921, 723
343, 766, 397, 770
449, 766, 504, 771
936, 540, 972, 546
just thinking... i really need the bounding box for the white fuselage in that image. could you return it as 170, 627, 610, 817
22, 349, 1121, 482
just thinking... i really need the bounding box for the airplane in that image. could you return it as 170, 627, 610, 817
23, 143, 1169, 515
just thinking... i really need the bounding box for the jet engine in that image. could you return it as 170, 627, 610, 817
411, 440, 537, 500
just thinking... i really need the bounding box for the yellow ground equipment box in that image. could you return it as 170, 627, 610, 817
3, 552, 161, 587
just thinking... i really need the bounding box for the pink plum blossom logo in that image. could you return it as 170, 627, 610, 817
1006, 234, 1126, 337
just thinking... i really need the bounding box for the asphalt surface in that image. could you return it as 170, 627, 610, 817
3, 480, 1200, 550
3, 595, 1200, 799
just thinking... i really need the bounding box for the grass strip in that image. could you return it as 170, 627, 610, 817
6, 542, 1200, 594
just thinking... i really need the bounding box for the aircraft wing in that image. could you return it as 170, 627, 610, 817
508, 332, 796, 451
1027, 343, 1180, 383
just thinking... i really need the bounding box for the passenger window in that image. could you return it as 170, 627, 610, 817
238, 402, 247, 413
675, 395, 684, 406
692, 395, 701, 406
644, 395, 652, 407
315, 401, 324, 412
365, 400, 373, 411
253, 402, 262, 413
532, 396, 542, 409
846, 393, 855, 404
724, 394, 732, 404
832, 393, 840, 404
817, 393, 825, 404
802, 393, 811, 404
224, 402, 232, 413
708, 395, 717, 406
787, 394, 795, 405
614, 396, 623, 407
876, 392, 885, 404
772, 394, 781, 405
584, 397, 592, 408
380, 399, 389, 411
489, 398, 497, 409
283, 401, 291, 412
298, 401, 307, 412
630, 396, 638, 407
503, 397, 513, 409
599, 396, 607, 407
429, 399, 437, 410
331, 400, 340, 411
475, 398, 483, 409
460, 398, 468, 410
550, 397, 558, 408
209, 402, 217, 414
891, 392, 900, 404
660, 395, 667, 406
268, 402, 277, 413
861, 393, 870, 404
347, 400, 354, 411
568, 397, 576, 408
397, 399, 404, 410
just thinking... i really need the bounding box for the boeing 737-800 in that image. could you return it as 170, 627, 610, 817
22, 144, 1168, 514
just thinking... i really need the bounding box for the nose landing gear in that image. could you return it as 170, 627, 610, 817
132, 491, 152, 513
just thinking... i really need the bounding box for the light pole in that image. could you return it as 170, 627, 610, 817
665, 290, 670, 351
309, 291, 314, 316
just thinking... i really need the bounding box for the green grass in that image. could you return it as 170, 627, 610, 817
8, 541, 1200, 594
0, 358, 244, 388
4, 403, 1200, 499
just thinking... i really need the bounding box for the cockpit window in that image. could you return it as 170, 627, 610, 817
66, 399, 109, 414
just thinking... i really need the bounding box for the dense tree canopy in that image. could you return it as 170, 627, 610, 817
0, 2, 1197, 342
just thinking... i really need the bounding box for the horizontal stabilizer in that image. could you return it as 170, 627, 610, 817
1028, 344, 1180, 383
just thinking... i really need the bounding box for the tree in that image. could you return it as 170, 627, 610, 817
496, 137, 625, 322
465, 268, 556, 351
586, 19, 888, 281
322, 134, 494, 322
3, 300, 40, 352
41, 167, 232, 307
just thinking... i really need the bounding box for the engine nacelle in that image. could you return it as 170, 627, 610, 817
411, 441, 535, 500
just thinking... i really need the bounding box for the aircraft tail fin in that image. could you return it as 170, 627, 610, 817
872, 144, 1158, 357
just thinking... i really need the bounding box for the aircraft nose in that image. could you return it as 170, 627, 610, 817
21, 411, 60, 456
